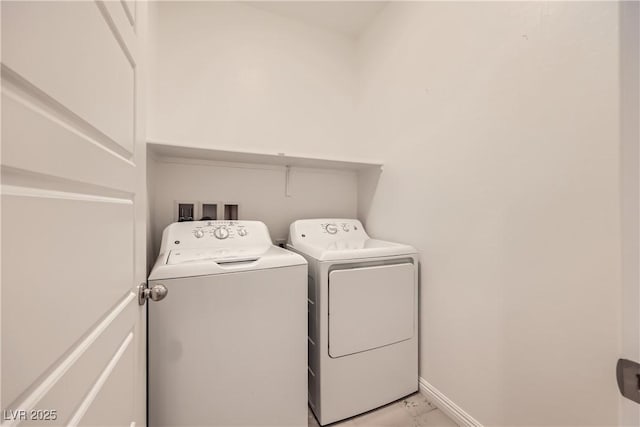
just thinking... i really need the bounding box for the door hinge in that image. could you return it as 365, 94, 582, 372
617, 358, 640, 404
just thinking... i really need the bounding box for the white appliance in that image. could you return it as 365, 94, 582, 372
288, 219, 418, 426
148, 220, 308, 427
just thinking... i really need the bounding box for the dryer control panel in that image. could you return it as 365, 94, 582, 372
288, 219, 369, 247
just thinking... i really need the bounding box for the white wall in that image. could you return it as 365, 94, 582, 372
147, 156, 357, 260
357, 2, 621, 426
147, 147, 159, 271
620, 2, 640, 425
147, 1, 358, 160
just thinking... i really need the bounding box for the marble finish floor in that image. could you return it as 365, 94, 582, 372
308, 393, 458, 427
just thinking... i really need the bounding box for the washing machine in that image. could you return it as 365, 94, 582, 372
148, 220, 308, 426
287, 219, 418, 426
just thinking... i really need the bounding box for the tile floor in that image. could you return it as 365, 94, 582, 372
307, 393, 459, 427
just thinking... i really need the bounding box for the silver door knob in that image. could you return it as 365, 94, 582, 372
139, 283, 168, 305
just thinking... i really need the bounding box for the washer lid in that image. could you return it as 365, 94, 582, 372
166, 247, 267, 265
288, 219, 416, 260
149, 246, 306, 280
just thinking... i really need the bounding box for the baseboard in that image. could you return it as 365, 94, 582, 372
419, 377, 483, 427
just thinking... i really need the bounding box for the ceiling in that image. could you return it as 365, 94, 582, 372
245, 1, 388, 38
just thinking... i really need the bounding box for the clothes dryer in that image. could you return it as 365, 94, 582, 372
288, 219, 418, 426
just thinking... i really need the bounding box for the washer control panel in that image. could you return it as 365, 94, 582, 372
189, 221, 251, 240
161, 220, 272, 252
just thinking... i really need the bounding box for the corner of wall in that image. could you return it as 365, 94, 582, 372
356, 166, 382, 226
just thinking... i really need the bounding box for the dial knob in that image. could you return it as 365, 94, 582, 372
238, 228, 248, 237
213, 227, 229, 240
326, 224, 338, 234
194, 229, 204, 238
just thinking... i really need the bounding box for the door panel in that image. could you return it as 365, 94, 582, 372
329, 263, 415, 358
97, 1, 137, 64
1, 89, 135, 193
19, 302, 137, 427
2, 1, 135, 154
1, 194, 134, 407
121, 0, 136, 27
76, 342, 135, 427
1, 1, 146, 426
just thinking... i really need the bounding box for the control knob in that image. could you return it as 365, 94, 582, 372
238, 228, 248, 237
326, 224, 338, 234
213, 227, 230, 240
194, 229, 205, 239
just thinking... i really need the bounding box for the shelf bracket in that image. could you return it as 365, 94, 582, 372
285, 165, 292, 198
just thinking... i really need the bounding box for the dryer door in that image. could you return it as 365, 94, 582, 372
328, 263, 415, 358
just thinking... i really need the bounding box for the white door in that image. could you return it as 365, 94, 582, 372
1, 1, 147, 426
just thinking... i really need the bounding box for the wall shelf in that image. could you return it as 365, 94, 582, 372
147, 141, 383, 172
